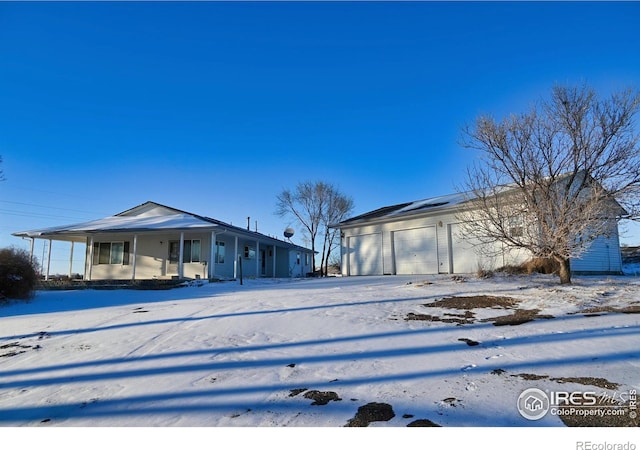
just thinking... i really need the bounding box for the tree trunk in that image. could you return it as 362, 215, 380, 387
557, 256, 571, 284
319, 235, 328, 277
324, 248, 332, 277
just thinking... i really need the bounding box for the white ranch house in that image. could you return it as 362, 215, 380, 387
335, 192, 623, 277
13, 201, 314, 281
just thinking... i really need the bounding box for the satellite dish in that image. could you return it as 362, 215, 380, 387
284, 227, 295, 239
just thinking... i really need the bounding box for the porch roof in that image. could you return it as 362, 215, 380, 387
12, 213, 214, 241
12, 201, 314, 252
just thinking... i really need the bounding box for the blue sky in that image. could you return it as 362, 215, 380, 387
1, 1, 639, 274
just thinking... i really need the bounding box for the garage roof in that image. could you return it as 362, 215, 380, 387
336, 192, 470, 226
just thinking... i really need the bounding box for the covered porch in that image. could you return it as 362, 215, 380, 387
13, 201, 314, 281
20, 230, 309, 281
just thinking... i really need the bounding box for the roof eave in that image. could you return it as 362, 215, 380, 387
335, 202, 464, 228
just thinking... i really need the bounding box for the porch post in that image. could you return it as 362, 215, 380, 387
131, 234, 138, 281
88, 236, 94, 281
233, 235, 238, 279
256, 240, 260, 277
272, 246, 276, 278
179, 232, 185, 279
69, 241, 74, 278
29, 238, 35, 263
45, 239, 52, 281
210, 231, 216, 279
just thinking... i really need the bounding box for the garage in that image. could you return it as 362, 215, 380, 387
347, 233, 383, 276
393, 227, 438, 274
449, 223, 480, 273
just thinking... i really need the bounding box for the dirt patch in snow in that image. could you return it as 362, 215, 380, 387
573, 305, 640, 315
0, 343, 30, 358
487, 309, 555, 326
509, 373, 621, 389
345, 402, 395, 427
405, 295, 555, 326
289, 388, 342, 406
552, 376, 621, 390
405, 312, 475, 325
289, 388, 308, 397
407, 418, 441, 427
303, 390, 342, 406
425, 295, 518, 309
290, 388, 436, 427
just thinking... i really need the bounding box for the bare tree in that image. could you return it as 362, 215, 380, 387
458, 84, 640, 284
319, 186, 354, 276
276, 181, 353, 276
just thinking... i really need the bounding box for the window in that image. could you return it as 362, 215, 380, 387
305, 253, 310, 266
215, 241, 225, 264
111, 242, 124, 265
189, 240, 201, 263
169, 239, 201, 264
244, 246, 256, 259
508, 216, 524, 238
93, 242, 129, 265
296, 253, 301, 265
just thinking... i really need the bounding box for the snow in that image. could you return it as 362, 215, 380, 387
13, 213, 215, 238
1, 274, 639, 447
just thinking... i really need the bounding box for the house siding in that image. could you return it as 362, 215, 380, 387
340, 211, 505, 276
337, 185, 625, 277
340, 209, 622, 276
340, 208, 637, 276
571, 227, 623, 274
288, 249, 311, 277
84, 232, 314, 280
85, 232, 213, 280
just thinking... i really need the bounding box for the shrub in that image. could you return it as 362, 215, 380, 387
496, 258, 560, 276
476, 265, 494, 279
0, 247, 38, 301
523, 257, 559, 275
496, 264, 527, 275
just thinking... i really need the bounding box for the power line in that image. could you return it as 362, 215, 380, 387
0, 208, 94, 222
0, 200, 110, 216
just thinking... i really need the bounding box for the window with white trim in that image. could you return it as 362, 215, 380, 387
244, 246, 256, 259
93, 242, 130, 265
169, 239, 201, 264
215, 241, 225, 264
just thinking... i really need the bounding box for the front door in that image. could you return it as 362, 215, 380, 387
167, 240, 180, 277
261, 250, 266, 276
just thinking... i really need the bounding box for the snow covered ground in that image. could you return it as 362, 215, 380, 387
1, 274, 640, 446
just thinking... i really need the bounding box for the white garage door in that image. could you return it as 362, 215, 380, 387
393, 227, 438, 275
450, 223, 480, 273
348, 234, 383, 276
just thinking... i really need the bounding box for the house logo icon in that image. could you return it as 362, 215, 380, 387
517, 388, 550, 420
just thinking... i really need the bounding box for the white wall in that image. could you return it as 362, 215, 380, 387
571, 223, 623, 274
83, 232, 314, 280
340, 211, 623, 276
340, 211, 528, 276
